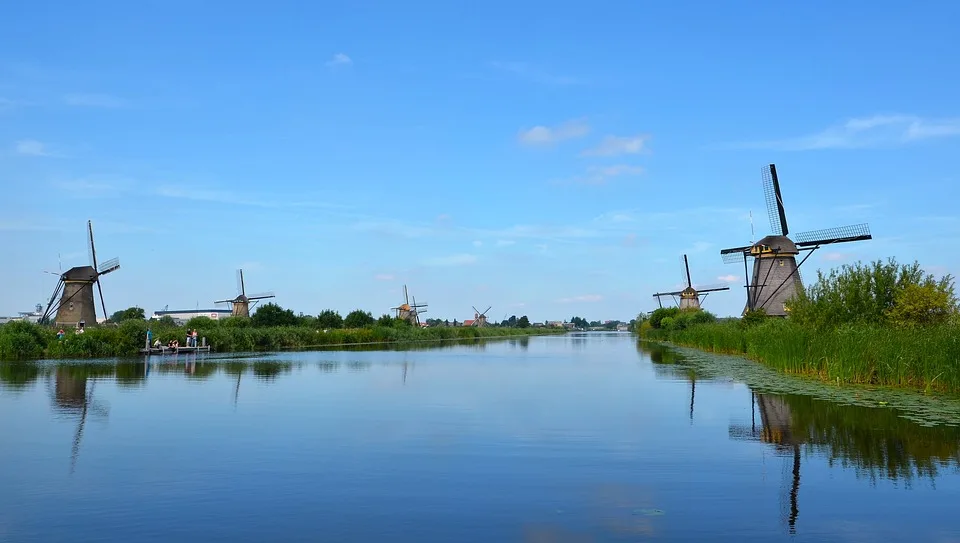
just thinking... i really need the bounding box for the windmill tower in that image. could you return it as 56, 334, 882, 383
215, 269, 275, 317
391, 285, 427, 325
471, 306, 491, 327
41, 220, 120, 327
720, 164, 872, 316
652, 254, 730, 309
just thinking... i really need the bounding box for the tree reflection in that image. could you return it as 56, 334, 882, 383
0, 362, 42, 391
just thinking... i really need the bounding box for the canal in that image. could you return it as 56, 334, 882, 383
1, 332, 959, 542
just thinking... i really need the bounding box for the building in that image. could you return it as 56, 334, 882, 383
151, 308, 233, 325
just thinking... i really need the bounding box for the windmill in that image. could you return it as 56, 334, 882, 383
720, 164, 872, 316
471, 306, 492, 327
51, 369, 109, 474
41, 220, 120, 327
215, 269, 275, 317
391, 285, 427, 325
652, 254, 730, 309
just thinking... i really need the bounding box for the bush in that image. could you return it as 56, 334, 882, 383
317, 309, 344, 330
344, 309, 375, 329
649, 307, 681, 329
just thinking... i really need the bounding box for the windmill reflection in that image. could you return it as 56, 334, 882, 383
729, 393, 802, 534
52, 368, 109, 474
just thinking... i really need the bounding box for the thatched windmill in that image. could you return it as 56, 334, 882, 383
471, 306, 491, 327
391, 285, 427, 325
215, 269, 275, 317
720, 164, 872, 316
652, 254, 729, 309
41, 220, 120, 327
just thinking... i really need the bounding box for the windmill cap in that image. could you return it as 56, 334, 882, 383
751, 235, 799, 255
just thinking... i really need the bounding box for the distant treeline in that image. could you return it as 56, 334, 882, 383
637, 258, 960, 392
0, 304, 566, 361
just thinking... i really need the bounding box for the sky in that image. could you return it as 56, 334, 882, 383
2, 1, 959, 322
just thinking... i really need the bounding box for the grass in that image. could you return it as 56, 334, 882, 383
0, 320, 567, 362
642, 319, 960, 393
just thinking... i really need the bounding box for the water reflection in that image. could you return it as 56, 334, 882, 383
642, 340, 960, 533
51, 368, 110, 473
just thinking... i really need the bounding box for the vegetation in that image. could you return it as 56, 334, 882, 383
0, 303, 566, 361
638, 259, 960, 392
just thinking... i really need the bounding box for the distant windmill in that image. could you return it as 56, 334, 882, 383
215, 269, 275, 317
391, 285, 427, 325
652, 254, 730, 309
471, 305, 492, 327
720, 164, 872, 316
41, 220, 120, 327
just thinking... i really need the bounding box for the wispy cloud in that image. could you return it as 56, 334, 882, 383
717, 274, 739, 282
721, 114, 960, 151
423, 254, 478, 266
822, 251, 853, 262
326, 53, 353, 67
581, 135, 651, 157
54, 177, 126, 197
352, 219, 440, 239
13, 139, 52, 156
374, 273, 395, 281
518, 119, 591, 146
556, 294, 603, 303
489, 61, 580, 86
155, 184, 347, 210
63, 93, 128, 108
495, 239, 516, 247
0, 97, 24, 112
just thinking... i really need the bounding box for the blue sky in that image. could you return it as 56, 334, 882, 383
2, 1, 959, 321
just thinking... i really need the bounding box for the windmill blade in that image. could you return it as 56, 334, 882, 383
794, 223, 872, 247
472, 306, 480, 314
483, 306, 491, 315
721, 246, 751, 264
683, 254, 692, 288
246, 292, 275, 300
215, 298, 236, 304
98, 257, 120, 275
87, 220, 100, 271
762, 164, 789, 236
697, 286, 731, 294
653, 290, 684, 298
237, 269, 245, 296
95, 278, 107, 322
404, 285, 410, 305
693, 283, 730, 292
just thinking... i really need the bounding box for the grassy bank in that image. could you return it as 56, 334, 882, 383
642, 320, 960, 392
0, 320, 566, 361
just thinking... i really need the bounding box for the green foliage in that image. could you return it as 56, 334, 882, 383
251, 303, 300, 327
788, 258, 957, 329
343, 309, 375, 329
377, 313, 395, 327
648, 307, 680, 329
184, 316, 217, 330
517, 315, 530, 328
0, 321, 52, 360
316, 309, 344, 330
158, 315, 177, 327
110, 306, 146, 322
740, 308, 767, 328
218, 316, 251, 328
570, 316, 589, 328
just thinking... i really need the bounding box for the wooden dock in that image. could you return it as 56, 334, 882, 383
139, 346, 212, 355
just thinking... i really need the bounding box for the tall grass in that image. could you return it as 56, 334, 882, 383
0, 320, 566, 361
642, 320, 960, 392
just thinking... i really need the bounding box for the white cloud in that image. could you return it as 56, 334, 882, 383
374, 273, 395, 281
14, 139, 50, 156
518, 119, 590, 145
326, 53, 352, 67
722, 114, 960, 151
495, 239, 516, 247
822, 252, 852, 262
423, 254, 478, 266
581, 135, 650, 156
63, 93, 127, 108
472, 240, 483, 247
556, 294, 603, 303
717, 274, 739, 282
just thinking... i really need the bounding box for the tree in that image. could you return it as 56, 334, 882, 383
887, 282, 957, 327
517, 315, 530, 328
110, 307, 145, 323
251, 303, 299, 327
343, 309, 375, 329
570, 316, 589, 328
316, 309, 344, 329
377, 313, 395, 327
185, 316, 216, 330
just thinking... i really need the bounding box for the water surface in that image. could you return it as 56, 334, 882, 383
2, 333, 959, 542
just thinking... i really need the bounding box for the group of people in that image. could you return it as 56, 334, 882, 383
147, 328, 201, 350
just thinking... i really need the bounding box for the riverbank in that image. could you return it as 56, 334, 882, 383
0, 320, 567, 361
641, 319, 960, 392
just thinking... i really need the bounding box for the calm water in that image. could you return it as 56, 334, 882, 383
2, 333, 959, 542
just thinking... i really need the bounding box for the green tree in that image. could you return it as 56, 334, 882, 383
517, 315, 530, 328
251, 303, 299, 327
343, 309, 375, 329
110, 307, 146, 322
316, 309, 344, 329
377, 313, 395, 327
185, 316, 216, 330
887, 281, 957, 327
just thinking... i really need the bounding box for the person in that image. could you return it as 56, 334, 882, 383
57, 329, 65, 340
147, 328, 152, 344
191, 329, 198, 347
153, 338, 161, 348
